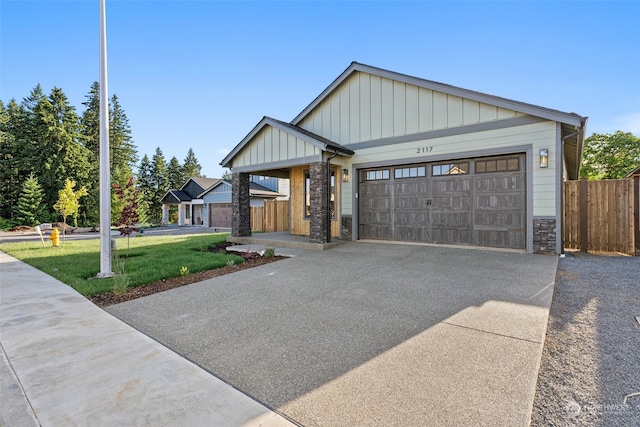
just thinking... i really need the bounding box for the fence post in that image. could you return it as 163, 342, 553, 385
635, 175, 640, 256
580, 177, 589, 252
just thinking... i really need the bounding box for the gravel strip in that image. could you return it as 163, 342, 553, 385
531, 252, 640, 426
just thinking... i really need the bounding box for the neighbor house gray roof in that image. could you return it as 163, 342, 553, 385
199, 179, 285, 199
160, 190, 192, 204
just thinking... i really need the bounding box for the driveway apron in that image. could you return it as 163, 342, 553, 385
107, 242, 558, 426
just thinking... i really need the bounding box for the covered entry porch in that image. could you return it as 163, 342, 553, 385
221, 117, 353, 245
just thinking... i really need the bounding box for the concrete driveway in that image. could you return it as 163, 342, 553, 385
107, 242, 557, 426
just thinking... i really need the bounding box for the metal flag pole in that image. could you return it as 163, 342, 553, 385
97, 0, 113, 278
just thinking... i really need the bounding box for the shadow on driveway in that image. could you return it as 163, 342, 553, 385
107, 242, 558, 426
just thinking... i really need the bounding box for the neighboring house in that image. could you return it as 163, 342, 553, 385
160, 177, 219, 226
201, 178, 285, 229
160, 176, 285, 228
221, 62, 587, 254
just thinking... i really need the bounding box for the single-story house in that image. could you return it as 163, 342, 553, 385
221, 62, 587, 253
160, 176, 285, 228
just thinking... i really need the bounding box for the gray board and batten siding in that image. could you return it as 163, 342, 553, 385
359, 154, 526, 249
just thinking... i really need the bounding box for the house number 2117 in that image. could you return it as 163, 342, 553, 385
417, 146, 433, 154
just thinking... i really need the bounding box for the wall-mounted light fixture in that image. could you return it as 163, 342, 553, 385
539, 148, 549, 168
342, 168, 349, 182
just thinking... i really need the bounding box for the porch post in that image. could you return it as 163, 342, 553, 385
232, 172, 251, 237
177, 204, 185, 226
161, 204, 169, 226
309, 161, 329, 244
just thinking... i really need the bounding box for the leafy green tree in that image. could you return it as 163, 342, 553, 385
580, 131, 640, 179
53, 178, 88, 239
167, 156, 183, 189
13, 173, 47, 226
182, 147, 202, 179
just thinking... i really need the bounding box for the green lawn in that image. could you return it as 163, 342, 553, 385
0, 233, 243, 296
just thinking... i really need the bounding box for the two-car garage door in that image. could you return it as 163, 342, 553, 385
358, 154, 526, 249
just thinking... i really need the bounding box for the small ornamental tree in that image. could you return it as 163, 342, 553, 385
112, 176, 140, 256
53, 179, 88, 240
13, 173, 47, 226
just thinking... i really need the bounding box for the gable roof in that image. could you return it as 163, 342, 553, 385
220, 116, 354, 168
180, 176, 220, 193
292, 62, 586, 128
160, 189, 192, 204
199, 179, 285, 198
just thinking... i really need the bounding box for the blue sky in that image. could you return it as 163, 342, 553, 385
2, 1, 639, 179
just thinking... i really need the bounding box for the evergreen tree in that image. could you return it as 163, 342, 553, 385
32, 87, 93, 213
80, 82, 101, 157
136, 154, 154, 221
79, 82, 101, 224
149, 147, 169, 223
110, 94, 138, 170
182, 147, 202, 179
167, 156, 183, 189
221, 169, 233, 181
12, 173, 47, 226
0, 90, 44, 218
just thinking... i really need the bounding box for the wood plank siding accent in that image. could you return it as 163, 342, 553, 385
290, 165, 340, 238
233, 125, 321, 168
298, 72, 527, 146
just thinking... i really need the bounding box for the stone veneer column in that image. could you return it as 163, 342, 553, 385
231, 172, 251, 237
533, 218, 557, 254
341, 215, 352, 240
309, 161, 329, 244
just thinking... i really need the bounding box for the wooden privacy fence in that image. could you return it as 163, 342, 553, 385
564, 177, 639, 255
251, 200, 289, 232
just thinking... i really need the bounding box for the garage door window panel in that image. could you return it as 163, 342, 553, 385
433, 162, 469, 176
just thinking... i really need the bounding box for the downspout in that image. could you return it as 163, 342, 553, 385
560, 129, 584, 257
327, 149, 339, 243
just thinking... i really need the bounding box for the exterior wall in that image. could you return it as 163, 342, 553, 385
298, 71, 526, 145
233, 125, 321, 168
338, 121, 558, 218
290, 165, 340, 238
277, 178, 290, 200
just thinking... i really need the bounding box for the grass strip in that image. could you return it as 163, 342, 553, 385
0, 233, 243, 296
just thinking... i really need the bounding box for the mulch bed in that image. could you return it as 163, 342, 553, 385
88, 243, 286, 308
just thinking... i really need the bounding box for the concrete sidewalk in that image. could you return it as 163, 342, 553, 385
0, 251, 296, 427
